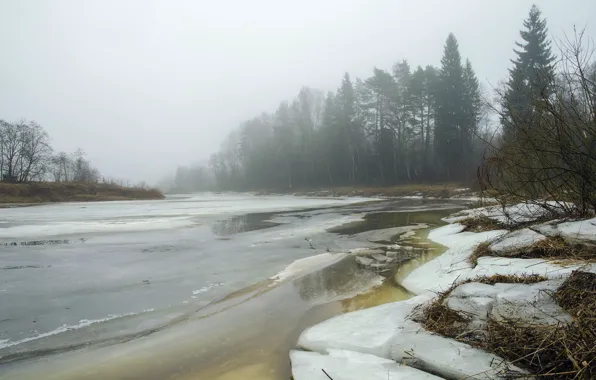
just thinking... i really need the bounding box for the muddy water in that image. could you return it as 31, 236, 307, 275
1, 207, 452, 380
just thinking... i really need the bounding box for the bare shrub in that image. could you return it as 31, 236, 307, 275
484, 31, 596, 217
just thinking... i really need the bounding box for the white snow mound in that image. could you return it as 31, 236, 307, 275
489, 228, 547, 253
290, 349, 443, 380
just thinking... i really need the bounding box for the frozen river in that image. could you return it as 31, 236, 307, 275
0, 193, 462, 379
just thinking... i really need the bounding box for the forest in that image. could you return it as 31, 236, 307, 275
169, 5, 594, 196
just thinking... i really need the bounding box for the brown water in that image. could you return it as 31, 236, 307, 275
1, 209, 450, 380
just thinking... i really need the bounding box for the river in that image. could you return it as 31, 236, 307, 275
0, 193, 463, 379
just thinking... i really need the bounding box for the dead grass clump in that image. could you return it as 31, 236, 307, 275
469, 242, 493, 265
473, 273, 548, 285
468, 235, 596, 267
418, 274, 547, 342
506, 235, 596, 262
421, 300, 471, 338
554, 271, 596, 318
485, 271, 596, 379
460, 216, 504, 232
420, 271, 596, 379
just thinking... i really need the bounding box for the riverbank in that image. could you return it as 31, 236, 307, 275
0, 182, 164, 204
255, 183, 477, 199
292, 203, 596, 379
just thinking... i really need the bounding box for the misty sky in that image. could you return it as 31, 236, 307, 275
1, 0, 595, 183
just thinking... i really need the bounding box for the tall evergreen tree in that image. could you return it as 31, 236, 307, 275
502, 4, 556, 139
436, 33, 465, 180
336, 73, 364, 184
461, 59, 482, 177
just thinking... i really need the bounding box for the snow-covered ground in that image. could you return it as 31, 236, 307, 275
290, 203, 596, 380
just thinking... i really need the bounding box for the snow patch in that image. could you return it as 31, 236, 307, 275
291, 349, 443, 380
297, 293, 525, 379
298, 293, 434, 357
402, 227, 507, 295
489, 228, 547, 253
556, 217, 596, 241
443, 202, 570, 227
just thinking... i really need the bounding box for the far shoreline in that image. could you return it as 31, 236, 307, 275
168, 183, 479, 200
0, 182, 164, 205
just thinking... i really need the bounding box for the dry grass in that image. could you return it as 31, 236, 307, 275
420, 274, 547, 340
460, 215, 505, 232
508, 236, 596, 262
469, 242, 493, 266
0, 182, 164, 203
475, 273, 549, 285
468, 236, 596, 267
418, 271, 596, 379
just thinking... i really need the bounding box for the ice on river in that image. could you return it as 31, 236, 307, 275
0, 194, 381, 358
0, 194, 375, 239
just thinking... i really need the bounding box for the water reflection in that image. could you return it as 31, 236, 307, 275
339, 281, 411, 313
211, 213, 279, 236
329, 210, 451, 235
295, 258, 381, 303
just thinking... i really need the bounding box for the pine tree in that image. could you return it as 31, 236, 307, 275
436, 33, 465, 180
502, 4, 555, 138
461, 59, 482, 177
336, 73, 364, 184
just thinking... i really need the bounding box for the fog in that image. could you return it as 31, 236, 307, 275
0, 0, 594, 183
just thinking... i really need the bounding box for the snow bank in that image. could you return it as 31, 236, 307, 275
402, 225, 507, 295
298, 293, 434, 357
445, 280, 572, 327
402, 221, 586, 296
490, 280, 572, 325
556, 217, 596, 241
390, 329, 524, 379
297, 292, 524, 379
470, 257, 582, 279
489, 228, 547, 253
290, 349, 443, 380
291, 204, 596, 380
443, 202, 569, 226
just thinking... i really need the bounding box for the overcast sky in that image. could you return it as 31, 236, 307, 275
1, 0, 595, 183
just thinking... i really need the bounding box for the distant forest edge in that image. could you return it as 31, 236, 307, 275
0, 182, 164, 204
0, 119, 164, 203
163, 5, 596, 200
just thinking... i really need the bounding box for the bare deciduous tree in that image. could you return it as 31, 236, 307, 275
0, 119, 52, 182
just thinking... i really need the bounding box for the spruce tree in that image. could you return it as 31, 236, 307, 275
336, 73, 364, 184
461, 59, 482, 175
502, 4, 555, 138
436, 33, 465, 180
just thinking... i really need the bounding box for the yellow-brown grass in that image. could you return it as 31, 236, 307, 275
469, 236, 596, 267
469, 242, 493, 266
460, 216, 504, 232
419, 274, 548, 341
0, 182, 164, 204
418, 272, 596, 379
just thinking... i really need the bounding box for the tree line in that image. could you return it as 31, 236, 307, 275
0, 119, 101, 183
159, 4, 596, 203
204, 30, 485, 191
